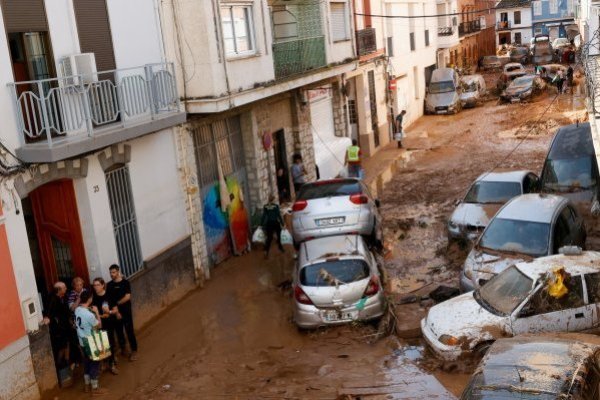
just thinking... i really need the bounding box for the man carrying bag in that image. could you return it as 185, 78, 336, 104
75, 291, 110, 396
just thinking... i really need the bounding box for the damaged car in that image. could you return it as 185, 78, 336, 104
500, 75, 546, 103
460, 193, 586, 292
461, 333, 600, 399
293, 234, 386, 329
448, 171, 539, 243
497, 63, 527, 90
423, 250, 600, 361
459, 75, 486, 108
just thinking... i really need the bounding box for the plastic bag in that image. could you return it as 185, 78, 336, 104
252, 227, 266, 244
548, 267, 568, 299
280, 229, 293, 246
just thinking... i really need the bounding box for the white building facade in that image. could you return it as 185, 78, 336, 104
495, 0, 533, 46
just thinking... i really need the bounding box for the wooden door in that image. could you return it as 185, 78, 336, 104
29, 180, 88, 291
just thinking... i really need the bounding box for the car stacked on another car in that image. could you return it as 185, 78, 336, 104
497, 63, 527, 90
423, 250, 600, 361
448, 171, 539, 243
460, 193, 586, 292
509, 46, 529, 64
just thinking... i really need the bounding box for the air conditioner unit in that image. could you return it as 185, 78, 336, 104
22, 297, 40, 333
58, 53, 98, 86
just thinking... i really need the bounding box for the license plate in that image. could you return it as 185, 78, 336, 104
321, 310, 358, 322
316, 217, 345, 227
436, 110, 448, 114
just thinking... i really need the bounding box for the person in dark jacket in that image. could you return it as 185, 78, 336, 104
43, 282, 73, 383
261, 194, 284, 259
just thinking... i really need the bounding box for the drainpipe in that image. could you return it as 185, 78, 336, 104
212, 0, 233, 108
154, 0, 167, 63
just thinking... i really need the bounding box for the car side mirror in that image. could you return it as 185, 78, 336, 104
375, 199, 381, 208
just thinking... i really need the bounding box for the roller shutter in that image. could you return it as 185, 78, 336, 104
73, 0, 116, 72
0, 0, 48, 33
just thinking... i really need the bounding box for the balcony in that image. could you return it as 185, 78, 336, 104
497, 21, 511, 30
273, 37, 327, 79
458, 20, 482, 36
438, 27, 454, 36
9, 62, 185, 163
356, 28, 377, 56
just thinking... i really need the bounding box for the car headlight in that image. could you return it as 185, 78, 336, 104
439, 334, 459, 346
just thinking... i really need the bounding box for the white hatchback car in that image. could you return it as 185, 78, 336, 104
293, 234, 386, 329
422, 250, 600, 361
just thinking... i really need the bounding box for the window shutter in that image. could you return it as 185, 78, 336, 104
331, 3, 348, 41
0, 0, 48, 33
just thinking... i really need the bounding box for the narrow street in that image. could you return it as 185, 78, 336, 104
45, 82, 587, 400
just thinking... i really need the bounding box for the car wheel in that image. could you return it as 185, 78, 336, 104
474, 340, 494, 357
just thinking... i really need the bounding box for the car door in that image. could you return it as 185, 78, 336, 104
585, 272, 600, 331
511, 275, 590, 334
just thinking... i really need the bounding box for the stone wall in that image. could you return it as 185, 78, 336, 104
290, 90, 317, 187
332, 81, 347, 138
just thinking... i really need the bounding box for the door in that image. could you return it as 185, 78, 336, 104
29, 180, 88, 292
273, 130, 291, 203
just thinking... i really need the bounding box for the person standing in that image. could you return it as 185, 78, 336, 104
43, 282, 73, 387
92, 278, 119, 375
344, 140, 362, 178
291, 154, 307, 194
555, 69, 565, 94
566, 66, 574, 90
261, 194, 285, 259
394, 110, 407, 148
107, 265, 138, 361
74, 290, 108, 396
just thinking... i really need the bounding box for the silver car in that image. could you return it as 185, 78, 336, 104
293, 235, 386, 329
448, 170, 539, 242
291, 178, 382, 245
460, 193, 586, 292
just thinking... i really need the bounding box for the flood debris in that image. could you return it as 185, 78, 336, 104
429, 286, 460, 303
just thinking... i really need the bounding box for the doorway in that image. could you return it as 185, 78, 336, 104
273, 130, 291, 203
24, 180, 88, 301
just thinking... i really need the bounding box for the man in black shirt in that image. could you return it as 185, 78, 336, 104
92, 277, 119, 374
261, 194, 284, 259
107, 264, 138, 361
43, 281, 73, 385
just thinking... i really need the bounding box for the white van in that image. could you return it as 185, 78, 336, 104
425, 68, 462, 115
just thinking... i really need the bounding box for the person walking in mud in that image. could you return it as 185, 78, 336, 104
566, 66, 574, 93
261, 194, 285, 259
344, 139, 362, 179
394, 110, 407, 148
107, 264, 138, 362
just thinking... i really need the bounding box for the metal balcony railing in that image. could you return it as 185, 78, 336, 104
8, 62, 180, 147
438, 26, 454, 36
356, 27, 377, 56
273, 36, 327, 79
459, 20, 482, 36
497, 21, 511, 30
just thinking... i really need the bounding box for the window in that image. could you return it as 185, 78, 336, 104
533, 1, 542, 16
550, 0, 558, 14
221, 4, 255, 56
387, 37, 394, 57
348, 99, 357, 124
272, 8, 298, 41
425, 29, 430, 46
514, 32, 522, 44
105, 165, 144, 277
527, 275, 584, 315
514, 11, 521, 24
410, 32, 416, 51
500, 12, 508, 22
330, 2, 350, 41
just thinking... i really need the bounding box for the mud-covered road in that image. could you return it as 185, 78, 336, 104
46, 78, 587, 400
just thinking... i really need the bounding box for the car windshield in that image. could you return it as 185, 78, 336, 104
541, 157, 596, 192
510, 76, 534, 88
462, 82, 478, 92
477, 266, 533, 315
429, 80, 455, 93
300, 259, 370, 286
464, 181, 522, 204
462, 372, 557, 399
479, 218, 550, 257
297, 180, 362, 200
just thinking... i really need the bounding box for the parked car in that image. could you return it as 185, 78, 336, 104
540, 122, 599, 211
531, 34, 553, 64
423, 250, 600, 361
500, 75, 545, 103
509, 46, 530, 64
460, 334, 600, 399
293, 234, 386, 329
552, 37, 572, 49
424, 68, 462, 114
459, 75, 486, 108
460, 193, 586, 292
480, 56, 510, 70
497, 63, 527, 90
541, 63, 568, 83
448, 171, 539, 243
291, 178, 382, 245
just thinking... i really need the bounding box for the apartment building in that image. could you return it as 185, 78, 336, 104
456, 0, 497, 67
532, 0, 577, 39
496, 0, 533, 45
0, 0, 193, 396
436, 0, 461, 67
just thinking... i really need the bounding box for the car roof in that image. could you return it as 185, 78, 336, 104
460, 74, 484, 85
547, 122, 593, 160
515, 251, 600, 279
504, 62, 523, 68
300, 235, 368, 265
495, 193, 567, 223
475, 170, 530, 183
474, 334, 600, 396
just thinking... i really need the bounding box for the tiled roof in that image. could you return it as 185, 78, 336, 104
496, 0, 531, 9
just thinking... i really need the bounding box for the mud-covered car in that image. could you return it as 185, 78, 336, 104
461, 334, 600, 399
509, 46, 530, 64
480, 56, 510, 71
293, 234, 386, 329
423, 251, 600, 361
541, 63, 568, 83
448, 171, 539, 242
500, 75, 545, 102
459, 75, 486, 108
460, 193, 586, 292
497, 63, 527, 90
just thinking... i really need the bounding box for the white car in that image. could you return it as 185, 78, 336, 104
422, 250, 600, 361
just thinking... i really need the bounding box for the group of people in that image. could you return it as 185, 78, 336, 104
536, 64, 574, 94
44, 264, 138, 396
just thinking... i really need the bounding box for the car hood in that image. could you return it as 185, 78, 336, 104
465, 248, 525, 275
504, 84, 532, 96
426, 91, 457, 108
450, 203, 499, 228
460, 92, 478, 101
425, 292, 508, 347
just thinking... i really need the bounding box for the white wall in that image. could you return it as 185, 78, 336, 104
496, 7, 533, 28
45, 0, 80, 63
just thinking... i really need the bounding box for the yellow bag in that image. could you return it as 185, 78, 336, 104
548, 268, 568, 299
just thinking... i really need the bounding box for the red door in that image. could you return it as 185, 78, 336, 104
29, 180, 88, 291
